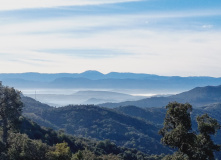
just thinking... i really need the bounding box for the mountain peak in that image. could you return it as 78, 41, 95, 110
81, 70, 103, 74
79, 70, 104, 79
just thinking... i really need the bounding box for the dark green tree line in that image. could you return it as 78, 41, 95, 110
0, 83, 23, 146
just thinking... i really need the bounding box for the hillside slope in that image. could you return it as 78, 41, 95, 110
22, 97, 170, 154
101, 85, 221, 108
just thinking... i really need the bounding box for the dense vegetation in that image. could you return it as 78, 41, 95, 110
115, 105, 166, 125
22, 97, 170, 155
22, 94, 221, 158
0, 84, 166, 159
114, 104, 221, 145
1, 83, 221, 159
18, 117, 164, 160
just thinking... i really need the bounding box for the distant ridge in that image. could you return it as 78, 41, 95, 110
100, 85, 221, 108
0, 70, 156, 81
1, 71, 221, 93
1, 70, 220, 81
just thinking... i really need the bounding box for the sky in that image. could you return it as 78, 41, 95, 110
0, 0, 221, 76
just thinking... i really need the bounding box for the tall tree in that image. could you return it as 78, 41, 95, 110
159, 102, 220, 160
0, 84, 23, 146
159, 102, 195, 159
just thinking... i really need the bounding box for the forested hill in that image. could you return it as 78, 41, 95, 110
114, 103, 221, 126
16, 114, 165, 160
115, 106, 166, 125
20, 95, 221, 159
22, 96, 171, 155
101, 85, 221, 108
114, 104, 221, 158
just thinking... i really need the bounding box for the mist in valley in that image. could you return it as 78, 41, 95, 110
22, 88, 165, 107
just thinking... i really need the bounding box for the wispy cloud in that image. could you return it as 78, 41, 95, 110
0, 0, 221, 76
0, 0, 142, 11
1, 26, 221, 76
1, 9, 220, 35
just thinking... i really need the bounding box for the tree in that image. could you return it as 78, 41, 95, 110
0, 84, 23, 147
193, 114, 220, 159
7, 133, 49, 160
47, 142, 72, 160
159, 102, 220, 160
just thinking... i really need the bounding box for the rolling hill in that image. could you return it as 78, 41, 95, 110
101, 85, 221, 108
113, 103, 221, 152
21, 94, 221, 158
18, 114, 164, 160
22, 96, 170, 154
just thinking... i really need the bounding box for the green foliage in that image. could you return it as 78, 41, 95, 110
7, 133, 49, 160
72, 149, 121, 160
0, 85, 23, 145
159, 102, 194, 155
116, 105, 166, 125
94, 140, 119, 155
98, 154, 121, 160
197, 114, 220, 135
193, 114, 221, 160
162, 152, 189, 160
0, 140, 7, 160
47, 142, 72, 160
72, 150, 96, 160
160, 102, 221, 160
23, 103, 169, 154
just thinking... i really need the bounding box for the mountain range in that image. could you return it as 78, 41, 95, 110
1, 71, 221, 94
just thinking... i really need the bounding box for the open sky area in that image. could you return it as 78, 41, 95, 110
0, 0, 221, 76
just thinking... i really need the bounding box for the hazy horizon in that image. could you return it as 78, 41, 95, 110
1, 70, 221, 78
22, 88, 174, 107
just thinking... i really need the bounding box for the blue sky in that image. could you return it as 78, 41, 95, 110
0, 0, 221, 76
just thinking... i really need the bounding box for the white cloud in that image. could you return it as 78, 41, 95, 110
0, 0, 142, 11
202, 25, 213, 29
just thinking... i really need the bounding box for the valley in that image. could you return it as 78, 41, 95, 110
21, 83, 221, 158
1, 71, 221, 159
